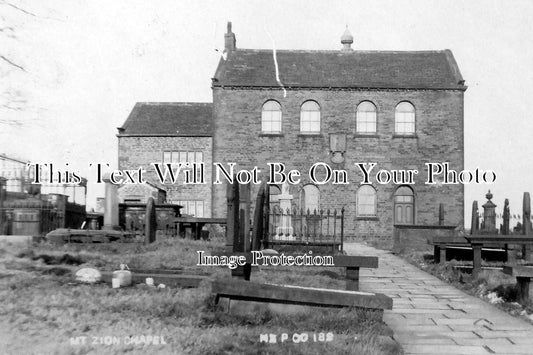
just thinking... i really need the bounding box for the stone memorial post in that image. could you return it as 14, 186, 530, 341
481, 190, 497, 234
102, 178, 119, 230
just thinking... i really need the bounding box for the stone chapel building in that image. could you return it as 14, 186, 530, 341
118, 23, 466, 238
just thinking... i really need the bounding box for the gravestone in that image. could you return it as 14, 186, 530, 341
502, 198, 510, 235
145, 197, 156, 244
523, 192, 531, 260
252, 183, 266, 250
471, 201, 479, 234
239, 183, 251, 252
226, 179, 239, 252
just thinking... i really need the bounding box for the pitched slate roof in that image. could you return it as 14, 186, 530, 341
213, 49, 466, 90
118, 102, 213, 137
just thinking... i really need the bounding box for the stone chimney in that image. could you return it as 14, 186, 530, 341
224, 21, 236, 55
341, 26, 354, 52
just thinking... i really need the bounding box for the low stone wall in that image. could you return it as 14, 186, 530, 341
392, 224, 458, 254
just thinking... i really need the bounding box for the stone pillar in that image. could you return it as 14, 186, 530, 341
103, 178, 119, 230
481, 190, 497, 234
472, 244, 483, 278
517, 277, 533, 305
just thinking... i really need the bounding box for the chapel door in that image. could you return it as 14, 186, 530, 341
394, 186, 414, 224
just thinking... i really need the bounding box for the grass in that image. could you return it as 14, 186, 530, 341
0, 236, 401, 355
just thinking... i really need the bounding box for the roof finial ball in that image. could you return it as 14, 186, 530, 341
341, 26, 354, 52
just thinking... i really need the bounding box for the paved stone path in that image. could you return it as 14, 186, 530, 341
344, 242, 533, 355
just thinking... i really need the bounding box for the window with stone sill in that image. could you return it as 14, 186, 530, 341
395, 101, 416, 135
162, 151, 203, 164
300, 100, 321, 134
261, 100, 282, 134
356, 185, 377, 217
176, 200, 204, 217
356, 101, 377, 134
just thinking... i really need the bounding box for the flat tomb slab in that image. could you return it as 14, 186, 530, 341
503, 266, 533, 277
101, 272, 206, 288
466, 235, 533, 244
212, 278, 393, 310
211, 252, 378, 268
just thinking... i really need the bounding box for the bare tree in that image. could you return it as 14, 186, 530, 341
0, 1, 59, 126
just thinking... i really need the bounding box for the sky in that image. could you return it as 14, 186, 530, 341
1, 0, 533, 227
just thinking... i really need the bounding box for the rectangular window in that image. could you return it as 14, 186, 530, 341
300, 111, 320, 133
195, 201, 204, 217
179, 152, 187, 163
162, 151, 204, 165
163, 151, 172, 163
177, 200, 204, 217
356, 111, 377, 133
395, 112, 415, 134
195, 152, 203, 163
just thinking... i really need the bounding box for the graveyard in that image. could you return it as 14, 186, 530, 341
2, 174, 533, 354
0, 235, 401, 354
0, 180, 401, 355
395, 190, 533, 324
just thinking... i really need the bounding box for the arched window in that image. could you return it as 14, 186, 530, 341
394, 186, 414, 224
356, 101, 377, 134
395, 102, 415, 135
268, 185, 281, 212
261, 100, 282, 133
300, 101, 320, 134
302, 184, 320, 213
356, 185, 377, 217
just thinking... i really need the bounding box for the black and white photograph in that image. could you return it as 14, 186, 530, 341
1, 1, 533, 354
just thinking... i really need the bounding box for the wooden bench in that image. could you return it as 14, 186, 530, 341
210, 252, 378, 291
212, 278, 392, 311
503, 266, 533, 305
